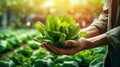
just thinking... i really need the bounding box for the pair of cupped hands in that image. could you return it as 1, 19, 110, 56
41, 38, 91, 55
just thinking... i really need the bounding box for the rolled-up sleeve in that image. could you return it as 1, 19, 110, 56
105, 26, 120, 67
106, 26, 120, 48
90, 0, 110, 33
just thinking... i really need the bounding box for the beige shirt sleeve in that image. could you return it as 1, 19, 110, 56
90, 0, 110, 33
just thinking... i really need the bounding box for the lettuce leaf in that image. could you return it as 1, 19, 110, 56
35, 14, 86, 48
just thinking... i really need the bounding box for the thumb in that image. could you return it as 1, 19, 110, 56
64, 40, 78, 47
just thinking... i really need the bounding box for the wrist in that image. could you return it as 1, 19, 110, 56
77, 38, 93, 50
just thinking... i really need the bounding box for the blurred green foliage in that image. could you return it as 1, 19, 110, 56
0, 0, 104, 16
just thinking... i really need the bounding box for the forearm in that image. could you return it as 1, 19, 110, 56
81, 26, 101, 38
83, 33, 107, 50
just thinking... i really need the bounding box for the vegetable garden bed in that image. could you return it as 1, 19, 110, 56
0, 38, 107, 67
0, 16, 107, 67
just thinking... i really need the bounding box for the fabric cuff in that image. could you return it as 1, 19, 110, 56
90, 19, 107, 33
106, 26, 120, 48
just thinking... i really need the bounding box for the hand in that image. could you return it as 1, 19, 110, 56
41, 38, 91, 55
